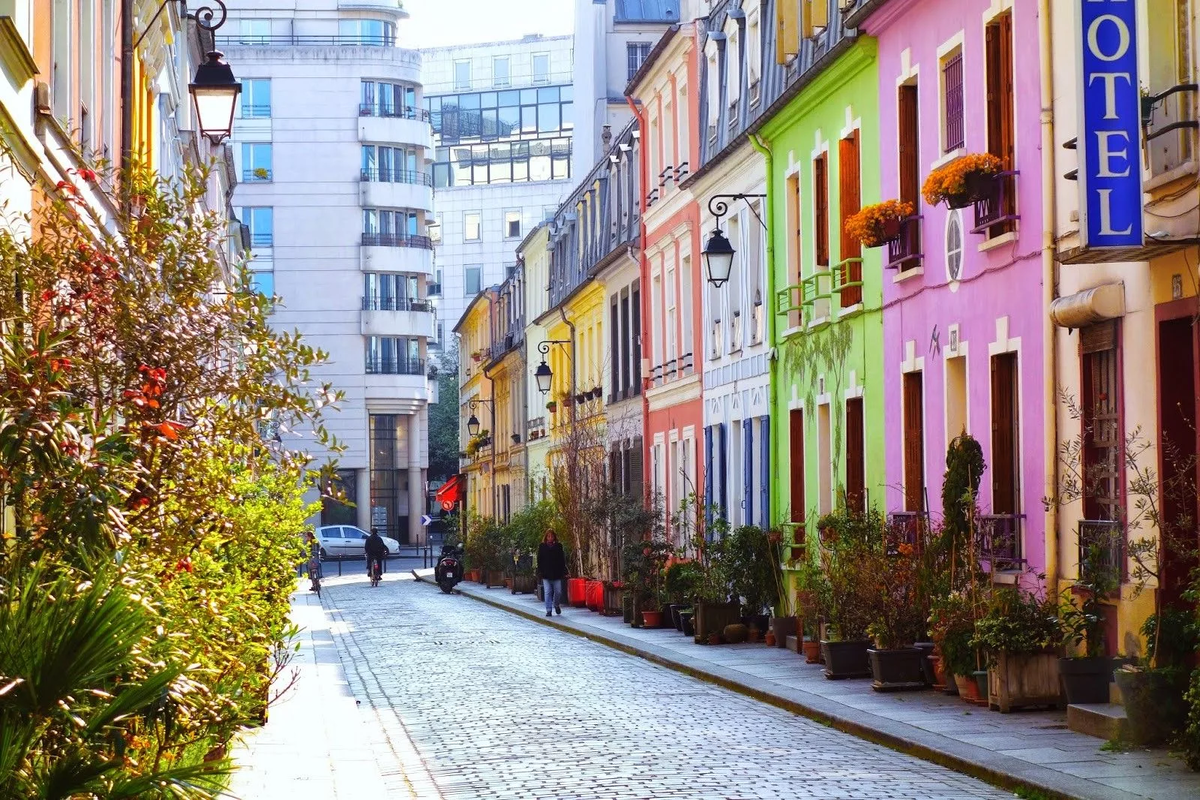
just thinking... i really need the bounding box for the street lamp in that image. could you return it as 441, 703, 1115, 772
533, 339, 572, 395
467, 414, 482, 437
190, 51, 241, 144
702, 194, 767, 288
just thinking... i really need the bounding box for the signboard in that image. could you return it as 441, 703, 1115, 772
1077, 0, 1143, 249
421, 514, 433, 527
441, 500, 455, 512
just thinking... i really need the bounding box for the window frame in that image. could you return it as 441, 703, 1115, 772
463, 211, 482, 242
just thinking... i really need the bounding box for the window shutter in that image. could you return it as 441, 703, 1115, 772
985, 23, 1003, 158
789, 409, 805, 524
903, 373, 925, 512
838, 132, 862, 307
743, 418, 754, 527
898, 84, 920, 206
759, 417, 771, 526
630, 435, 644, 506
718, 423, 728, 516
845, 398, 865, 514
704, 426, 715, 527
776, 0, 799, 64
814, 154, 828, 266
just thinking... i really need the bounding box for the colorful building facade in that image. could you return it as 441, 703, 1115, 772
849, 0, 1046, 578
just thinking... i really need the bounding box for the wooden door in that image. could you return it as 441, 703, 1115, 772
838, 131, 862, 308
990, 353, 1020, 516
789, 409, 805, 523
903, 372, 925, 512
845, 398, 865, 513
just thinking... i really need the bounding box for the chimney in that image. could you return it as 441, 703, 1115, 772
601, 124, 612, 151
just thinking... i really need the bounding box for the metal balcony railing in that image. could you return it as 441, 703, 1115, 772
887, 511, 930, 550
358, 103, 431, 122
249, 231, 273, 248
365, 357, 426, 375
242, 168, 272, 182
886, 215, 923, 271
217, 34, 398, 47
361, 297, 434, 312
360, 233, 433, 249
1143, 82, 1199, 180
971, 171, 1019, 235
359, 168, 433, 186
977, 513, 1025, 570
239, 104, 271, 119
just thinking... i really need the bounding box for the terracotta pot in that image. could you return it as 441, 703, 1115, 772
707, 631, 721, 645
757, 629, 768, 645
930, 654, 948, 691
802, 639, 822, 664
954, 674, 987, 706
642, 609, 663, 627
567, 577, 587, 607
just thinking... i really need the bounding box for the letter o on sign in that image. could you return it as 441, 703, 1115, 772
1087, 14, 1130, 62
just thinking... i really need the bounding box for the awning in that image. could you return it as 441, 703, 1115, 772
435, 474, 464, 506
1049, 282, 1125, 329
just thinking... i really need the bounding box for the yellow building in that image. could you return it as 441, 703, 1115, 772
453, 287, 498, 520
520, 223, 554, 500
486, 269, 527, 522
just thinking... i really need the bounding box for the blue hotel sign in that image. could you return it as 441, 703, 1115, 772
1077, 0, 1143, 249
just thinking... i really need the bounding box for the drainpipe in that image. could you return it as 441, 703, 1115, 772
120, 0, 134, 173
748, 132, 776, 526
1038, 0, 1059, 592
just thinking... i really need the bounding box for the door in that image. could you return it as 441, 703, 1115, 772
1158, 316, 1197, 608
903, 372, 925, 512
846, 397, 865, 513
789, 409, 805, 523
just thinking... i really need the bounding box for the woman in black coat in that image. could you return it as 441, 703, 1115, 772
537, 529, 567, 617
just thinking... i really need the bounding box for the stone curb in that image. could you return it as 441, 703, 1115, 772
417, 575, 1138, 800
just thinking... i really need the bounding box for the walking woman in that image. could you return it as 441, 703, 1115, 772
537, 529, 567, 617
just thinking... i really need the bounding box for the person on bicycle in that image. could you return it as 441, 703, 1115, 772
365, 527, 389, 579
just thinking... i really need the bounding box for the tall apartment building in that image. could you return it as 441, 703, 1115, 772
421, 35, 575, 344
219, 0, 435, 545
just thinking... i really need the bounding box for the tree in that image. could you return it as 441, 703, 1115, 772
427, 343, 461, 482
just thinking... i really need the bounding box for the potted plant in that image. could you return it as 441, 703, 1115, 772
546, 400, 557, 413
866, 541, 929, 691
844, 199, 914, 248
818, 510, 880, 679
725, 525, 778, 641
971, 586, 1062, 712
795, 561, 828, 663
664, 559, 703, 632
677, 501, 738, 644
1116, 610, 1197, 745
929, 592, 978, 698
921, 152, 1003, 209
1058, 534, 1120, 704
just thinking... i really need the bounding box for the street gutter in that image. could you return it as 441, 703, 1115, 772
415, 574, 1140, 800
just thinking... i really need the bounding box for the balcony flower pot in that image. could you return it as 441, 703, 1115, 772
770, 616, 797, 649
821, 639, 871, 680
868, 647, 927, 691
987, 652, 1061, 712
922, 152, 1003, 208
802, 638, 822, 664
1058, 656, 1111, 705
693, 601, 741, 644
642, 609, 663, 628
1116, 667, 1189, 745
567, 577, 587, 607
845, 199, 914, 248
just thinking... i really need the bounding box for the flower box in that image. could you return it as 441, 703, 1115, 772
922, 153, 1003, 208
868, 647, 927, 691
987, 652, 1061, 712
822, 639, 872, 679
845, 200, 914, 248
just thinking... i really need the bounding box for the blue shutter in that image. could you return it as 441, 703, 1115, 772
704, 426, 714, 530
760, 416, 770, 526
743, 418, 754, 528
718, 423, 728, 524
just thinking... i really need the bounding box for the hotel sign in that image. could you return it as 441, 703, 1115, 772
1077, 0, 1143, 249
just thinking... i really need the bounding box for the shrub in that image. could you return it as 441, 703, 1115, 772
725, 525, 780, 615
971, 586, 1061, 662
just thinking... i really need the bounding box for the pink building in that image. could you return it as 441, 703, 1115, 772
851, 0, 1045, 577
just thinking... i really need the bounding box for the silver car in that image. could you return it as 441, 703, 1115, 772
314, 525, 401, 559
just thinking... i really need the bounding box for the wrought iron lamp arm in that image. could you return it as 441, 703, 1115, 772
707, 194, 767, 231
135, 0, 229, 50
537, 339, 572, 358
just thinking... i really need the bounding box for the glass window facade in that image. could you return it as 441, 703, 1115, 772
465, 266, 482, 296
361, 144, 424, 183
241, 143, 272, 181
339, 18, 395, 46
369, 415, 409, 542
363, 273, 422, 310
250, 270, 274, 298
427, 85, 573, 187
360, 80, 420, 117
239, 79, 270, 118
241, 206, 273, 247
366, 337, 424, 375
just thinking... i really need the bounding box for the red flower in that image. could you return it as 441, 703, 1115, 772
175, 558, 194, 574
55, 180, 79, 195
76, 168, 97, 182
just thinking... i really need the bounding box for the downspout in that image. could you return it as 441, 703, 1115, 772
748, 132, 776, 525
626, 93, 650, 509
1038, 0, 1059, 592
120, 0, 134, 174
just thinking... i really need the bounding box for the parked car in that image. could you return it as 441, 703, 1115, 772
314, 525, 401, 559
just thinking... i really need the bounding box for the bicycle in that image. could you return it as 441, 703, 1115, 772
368, 557, 383, 588
308, 555, 322, 597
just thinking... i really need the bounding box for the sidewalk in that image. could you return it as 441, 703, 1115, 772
421, 575, 1200, 800
225, 581, 429, 800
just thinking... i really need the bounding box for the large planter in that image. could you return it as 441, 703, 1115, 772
602, 583, 623, 616
485, 569, 506, 588
955, 674, 987, 705
929, 655, 950, 692
744, 613, 770, 638
988, 652, 1061, 712
1059, 657, 1111, 705
679, 610, 695, 637
694, 601, 742, 644
567, 577, 588, 607
642, 609, 663, 628
802, 638, 822, 664
914, 642, 936, 686
1115, 668, 1190, 746
669, 604, 684, 631
621, 592, 634, 624
770, 616, 797, 649
510, 573, 537, 594
821, 639, 871, 680
869, 648, 927, 691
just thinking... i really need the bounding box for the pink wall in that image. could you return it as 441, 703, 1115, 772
869, 0, 1046, 574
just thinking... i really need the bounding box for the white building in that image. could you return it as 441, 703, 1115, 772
571, 0, 681, 179
220, 0, 435, 545
420, 35, 575, 345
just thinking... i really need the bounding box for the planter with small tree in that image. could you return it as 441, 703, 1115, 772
1058, 533, 1120, 704
866, 540, 930, 691
972, 586, 1062, 712
818, 510, 881, 679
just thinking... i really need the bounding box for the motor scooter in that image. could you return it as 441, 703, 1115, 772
435, 543, 464, 594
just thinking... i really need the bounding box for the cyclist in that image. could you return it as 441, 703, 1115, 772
305, 531, 321, 594
364, 527, 389, 583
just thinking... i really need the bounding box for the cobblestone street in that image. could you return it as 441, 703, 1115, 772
313, 574, 1014, 800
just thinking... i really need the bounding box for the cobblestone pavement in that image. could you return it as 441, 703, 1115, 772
322, 575, 1016, 800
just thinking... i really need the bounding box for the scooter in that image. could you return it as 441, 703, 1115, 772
435, 543, 464, 594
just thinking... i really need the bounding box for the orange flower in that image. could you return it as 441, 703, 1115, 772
844, 199, 914, 247
921, 152, 1002, 206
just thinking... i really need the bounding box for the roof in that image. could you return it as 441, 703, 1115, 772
624, 25, 682, 95
451, 286, 498, 334
615, 0, 680, 23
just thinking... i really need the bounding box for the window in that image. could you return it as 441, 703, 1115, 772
360, 80, 420, 117
465, 266, 482, 296
1082, 322, 1121, 521
747, 10, 761, 90
941, 48, 965, 152
241, 206, 273, 247
239, 19, 269, 44
838, 131, 861, 308
789, 409, 805, 523
680, 254, 693, 369
706, 48, 720, 128
339, 18, 394, 46
250, 270, 274, 298
903, 372, 925, 511
241, 143, 272, 181
627, 42, 651, 81
429, 214, 442, 244
532, 53, 550, 84
362, 144, 421, 182
898, 83, 920, 208
240, 79, 270, 118
366, 338, 422, 374
504, 210, 521, 239
464, 212, 481, 241
454, 60, 471, 90
813, 153, 829, 268
946, 353, 968, 442
361, 208, 421, 245
846, 398, 865, 513
726, 30, 740, 109
493, 56, 510, 88
990, 352, 1020, 520
985, 13, 1015, 236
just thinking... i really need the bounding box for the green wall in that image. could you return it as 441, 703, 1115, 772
760, 37, 884, 538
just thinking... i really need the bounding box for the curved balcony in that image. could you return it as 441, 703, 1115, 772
338, 0, 409, 17
364, 369, 428, 414
360, 169, 434, 211
358, 115, 432, 150
360, 233, 434, 275
361, 298, 436, 338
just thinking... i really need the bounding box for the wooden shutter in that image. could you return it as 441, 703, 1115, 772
985, 21, 1004, 161
759, 417, 771, 526
630, 435, 644, 506
744, 418, 755, 527
903, 372, 925, 512
704, 426, 714, 515
839, 131, 862, 308
777, 0, 799, 64
898, 84, 920, 207
813, 154, 829, 267
990, 354, 1019, 515
717, 422, 728, 516
789, 409, 805, 523
845, 398, 865, 514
